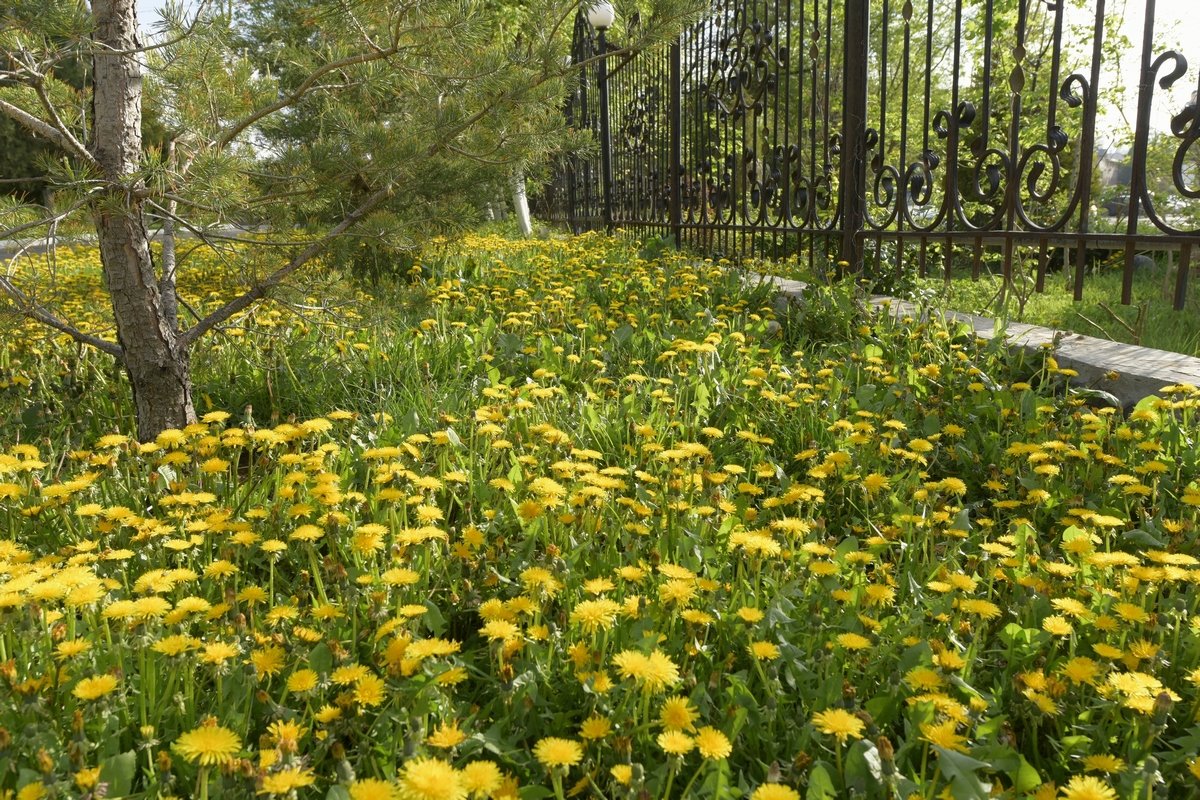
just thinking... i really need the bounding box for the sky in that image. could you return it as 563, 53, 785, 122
1075, 0, 1200, 148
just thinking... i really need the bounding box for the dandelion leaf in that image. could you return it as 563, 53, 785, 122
804, 762, 837, 800
844, 739, 883, 793
99, 751, 136, 797
932, 746, 991, 800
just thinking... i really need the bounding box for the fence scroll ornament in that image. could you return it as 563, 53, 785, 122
535, 0, 1200, 310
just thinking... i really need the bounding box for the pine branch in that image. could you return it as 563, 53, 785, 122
180, 181, 395, 345
0, 197, 94, 241
32, 81, 96, 168
0, 275, 123, 358
0, 97, 100, 171
210, 45, 406, 154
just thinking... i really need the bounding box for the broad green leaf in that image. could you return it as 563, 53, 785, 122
805, 762, 837, 800
309, 642, 333, 673
932, 746, 991, 800
100, 751, 136, 798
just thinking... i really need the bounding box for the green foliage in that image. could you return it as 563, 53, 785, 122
3, 234, 1200, 798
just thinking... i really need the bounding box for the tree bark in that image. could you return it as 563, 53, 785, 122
92, 0, 195, 440
511, 172, 533, 236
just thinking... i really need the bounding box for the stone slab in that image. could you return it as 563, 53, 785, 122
753, 273, 1200, 407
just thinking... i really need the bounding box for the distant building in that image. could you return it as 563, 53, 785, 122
1096, 145, 1131, 187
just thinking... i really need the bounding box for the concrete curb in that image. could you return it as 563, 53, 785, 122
757, 273, 1200, 407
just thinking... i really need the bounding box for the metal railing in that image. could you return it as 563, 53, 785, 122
534, 0, 1200, 309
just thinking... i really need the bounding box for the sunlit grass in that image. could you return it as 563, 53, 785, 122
1, 232, 1199, 798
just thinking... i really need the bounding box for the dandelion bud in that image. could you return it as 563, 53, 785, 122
72, 709, 85, 733
38, 748, 55, 773
156, 749, 173, 774
0, 727, 11, 749
877, 736, 895, 777
331, 742, 346, 760
1153, 692, 1173, 726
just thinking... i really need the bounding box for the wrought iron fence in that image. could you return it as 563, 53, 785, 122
534, 0, 1200, 310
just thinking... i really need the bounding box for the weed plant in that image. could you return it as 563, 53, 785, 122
0, 234, 1199, 798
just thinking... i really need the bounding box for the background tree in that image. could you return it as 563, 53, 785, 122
0, 0, 702, 440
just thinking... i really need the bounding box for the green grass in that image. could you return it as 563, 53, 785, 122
904, 263, 1200, 356
2, 232, 1200, 798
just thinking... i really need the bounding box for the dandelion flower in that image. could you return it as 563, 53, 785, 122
811, 708, 865, 743
533, 737, 583, 770
580, 716, 611, 740
612, 649, 681, 693
260, 767, 316, 795
836, 633, 872, 650
750, 784, 800, 800
659, 696, 698, 731
286, 669, 319, 693
920, 720, 967, 753
397, 757, 465, 800
349, 779, 399, 800
173, 722, 242, 766
1081, 755, 1125, 774
426, 721, 467, 749
73, 674, 118, 701
657, 730, 695, 756
452, 762, 500, 798
1059, 775, 1117, 800
610, 765, 633, 785
695, 726, 732, 759
748, 641, 780, 660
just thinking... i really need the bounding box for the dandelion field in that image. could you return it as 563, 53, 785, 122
2, 234, 1200, 799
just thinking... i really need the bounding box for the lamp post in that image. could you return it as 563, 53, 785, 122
587, 2, 616, 233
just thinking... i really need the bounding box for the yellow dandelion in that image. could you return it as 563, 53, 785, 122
73, 674, 119, 701
397, 757, 466, 800
173, 722, 242, 766
533, 737, 583, 770
811, 708, 865, 743
657, 730, 695, 756
1059, 775, 1117, 800
695, 726, 732, 759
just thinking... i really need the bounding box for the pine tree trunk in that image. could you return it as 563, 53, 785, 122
93, 0, 196, 441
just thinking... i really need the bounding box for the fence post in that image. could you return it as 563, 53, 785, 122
565, 84, 579, 233
598, 29, 615, 233
1123, 0, 1157, 306
669, 38, 683, 247
840, 0, 869, 276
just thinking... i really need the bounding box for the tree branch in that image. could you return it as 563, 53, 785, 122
0, 97, 100, 171
0, 275, 123, 358
0, 197, 94, 242
180, 181, 395, 346
212, 44, 405, 153
33, 81, 97, 167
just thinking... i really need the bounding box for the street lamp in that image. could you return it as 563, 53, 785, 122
585, 1, 615, 30
587, 2, 616, 231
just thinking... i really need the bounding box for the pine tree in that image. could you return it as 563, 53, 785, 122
0, 0, 701, 439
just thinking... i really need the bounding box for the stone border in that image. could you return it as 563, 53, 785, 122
758, 274, 1200, 408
